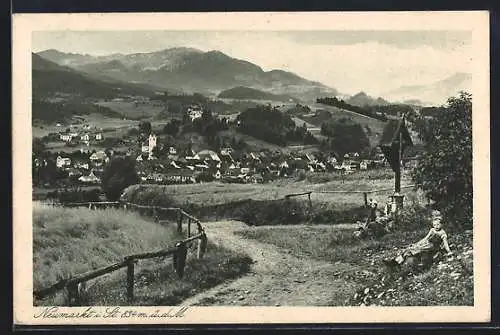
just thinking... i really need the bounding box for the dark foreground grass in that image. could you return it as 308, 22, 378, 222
78, 242, 253, 306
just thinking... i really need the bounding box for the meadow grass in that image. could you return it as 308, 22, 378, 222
79, 243, 253, 306
33, 203, 253, 306
123, 176, 414, 208
33, 204, 183, 290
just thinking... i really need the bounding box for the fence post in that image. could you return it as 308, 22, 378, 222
67, 282, 80, 306
177, 210, 182, 233
126, 258, 135, 304
197, 232, 207, 259
308, 193, 312, 211
363, 192, 368, 207
187, 218, 191, 238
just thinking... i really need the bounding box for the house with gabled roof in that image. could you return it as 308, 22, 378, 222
78, 170, 100, 184
197, 150, 221, 163
90, 151, 108, 164
56, 156, 72, 169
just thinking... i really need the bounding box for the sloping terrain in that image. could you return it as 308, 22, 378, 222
32, 53, 155, 99
181, 221, 360, 306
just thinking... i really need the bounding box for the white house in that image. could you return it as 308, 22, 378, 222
78, 171, 100, 184
90, 151, 109, 165
95, 133, 103, 141
56, 156, 71, 168
197, 150, 221, 163
60, 134, 73, 142
187, 105, 203, 121
81, 133, 90, 142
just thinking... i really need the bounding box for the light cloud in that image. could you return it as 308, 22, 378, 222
32, 31, 472, 97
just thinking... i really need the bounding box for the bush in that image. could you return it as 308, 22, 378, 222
232, 199, 308, 226
102, 157, 140, 201
57, 188, 101, 204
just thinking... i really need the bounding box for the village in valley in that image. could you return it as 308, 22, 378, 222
34, 99, 419, 192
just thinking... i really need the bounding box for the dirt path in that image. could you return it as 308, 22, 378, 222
181, 221, 361, 306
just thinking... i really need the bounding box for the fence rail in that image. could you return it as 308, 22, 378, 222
34, 202, 208, 306
314, 184, 415, 194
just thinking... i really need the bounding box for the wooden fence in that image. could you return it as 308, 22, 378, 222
284, 191, 313, 210
52, 200, 206, 236
34, 203, 208, 306
286, 184, 416, 207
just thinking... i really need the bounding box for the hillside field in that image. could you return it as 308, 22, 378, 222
95, 100, 166, 120
122, 173, 416, 211
306, 103, 387, 146
33, 202, 252, 306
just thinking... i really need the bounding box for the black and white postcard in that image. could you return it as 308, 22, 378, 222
12, 11, 490, 325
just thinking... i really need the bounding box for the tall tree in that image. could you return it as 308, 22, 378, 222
320, 118, 370, 155
138, 121, 152, 135
411, 92, 472, 227
101, 156, 140, 201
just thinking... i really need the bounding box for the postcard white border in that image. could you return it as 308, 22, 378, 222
13, 11, 491, 325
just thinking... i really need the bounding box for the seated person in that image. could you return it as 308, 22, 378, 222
383, 210, 453, 267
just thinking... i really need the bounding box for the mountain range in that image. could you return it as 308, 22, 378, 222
383, 72, 472, 106
35, 47, 471, 107
36, 47, 338, 102
346, 92, 389, 107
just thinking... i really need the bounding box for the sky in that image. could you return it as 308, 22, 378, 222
32, 30, 473, 97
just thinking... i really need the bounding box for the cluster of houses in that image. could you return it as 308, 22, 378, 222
51, 150, 110, 185
132, 142, 391, 185
56, 123, 104, 146
42, 121, 418, 187
46, 135, 396, 187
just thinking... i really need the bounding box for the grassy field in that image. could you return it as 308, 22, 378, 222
121, 175, 421, 227
33, 203, 252, 306
123, 174, 415, 208
305, 103, 387, 146
95, 100, 165, 120
237, 206, 474, 306
33, 202, 182, 290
